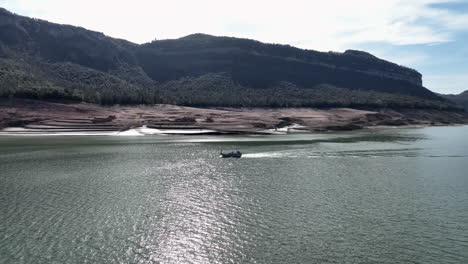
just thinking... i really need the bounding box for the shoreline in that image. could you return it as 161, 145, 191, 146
1, 124, 466, 137
1, 99, 467, 136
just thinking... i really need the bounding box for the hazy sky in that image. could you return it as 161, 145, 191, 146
1, 0, 468, 94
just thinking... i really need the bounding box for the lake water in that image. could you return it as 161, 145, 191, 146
1, 126, 467, 263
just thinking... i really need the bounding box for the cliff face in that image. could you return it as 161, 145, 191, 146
0, 7, 455, 109
138, 34, 423, 89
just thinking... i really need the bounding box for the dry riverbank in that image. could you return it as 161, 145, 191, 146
0, 99, 467, 135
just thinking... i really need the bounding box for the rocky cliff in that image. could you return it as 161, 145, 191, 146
0, 7, 457, 110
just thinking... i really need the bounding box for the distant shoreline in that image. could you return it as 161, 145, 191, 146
2, 124, 467, 137
1, 99, 467, 136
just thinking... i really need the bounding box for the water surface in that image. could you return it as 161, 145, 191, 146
1, 126, 467, 263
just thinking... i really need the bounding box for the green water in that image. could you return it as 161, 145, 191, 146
1, 126, 468, 263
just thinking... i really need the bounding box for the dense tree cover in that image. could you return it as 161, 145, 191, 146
36, 61, 159, 105
0, 58, 160, 104
143, 34, 421, 84
160, 73, 459, 110
0, 7, 459, 110
0, 8, 150, 88
0, 59, 77, 100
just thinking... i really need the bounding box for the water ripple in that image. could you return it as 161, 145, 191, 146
1, 127, 468, 263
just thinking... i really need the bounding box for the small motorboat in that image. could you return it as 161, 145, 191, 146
220, 150, 242, 158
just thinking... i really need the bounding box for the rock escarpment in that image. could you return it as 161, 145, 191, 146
0, 7, 457, 110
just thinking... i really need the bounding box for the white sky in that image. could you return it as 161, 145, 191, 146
1, 0, 468, 93
4, 0, 466, 50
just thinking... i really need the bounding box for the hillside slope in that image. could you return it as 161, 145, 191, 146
439, 91, 468, 110
0, 7, 460, 110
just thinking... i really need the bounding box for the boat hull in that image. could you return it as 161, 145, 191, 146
220, 153, 242, 158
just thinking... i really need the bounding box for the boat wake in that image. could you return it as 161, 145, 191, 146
242, 151, 298, 158
241, 148, 463, 159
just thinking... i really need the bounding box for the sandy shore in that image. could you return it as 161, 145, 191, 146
1, 99, 467, 136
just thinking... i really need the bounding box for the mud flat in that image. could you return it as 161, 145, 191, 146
1, 99, 467, 136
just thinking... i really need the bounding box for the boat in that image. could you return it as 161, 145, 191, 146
220, 150, 242, 158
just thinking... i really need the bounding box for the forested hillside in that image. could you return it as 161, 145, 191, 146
0, 7, 460, 110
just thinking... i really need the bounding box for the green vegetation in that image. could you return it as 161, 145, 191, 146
0, 59, 77, 100
160, 73, 458, 110
0, 7, 461, 111
0, 58, 160, 104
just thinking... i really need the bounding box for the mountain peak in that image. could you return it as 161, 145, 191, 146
0, 7, 12, 15
344, 49, 377, 59
179, 33, 216, 40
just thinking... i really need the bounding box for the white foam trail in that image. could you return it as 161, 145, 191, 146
243, 152, 292, 158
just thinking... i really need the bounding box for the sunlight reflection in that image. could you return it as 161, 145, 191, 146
146, 159, 249, 263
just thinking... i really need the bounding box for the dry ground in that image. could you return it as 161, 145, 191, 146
1, 99, 466, 134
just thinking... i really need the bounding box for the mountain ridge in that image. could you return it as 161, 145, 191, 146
439, 90, 468, 110
0, 7, 459, 110
140, 32, 422, 86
